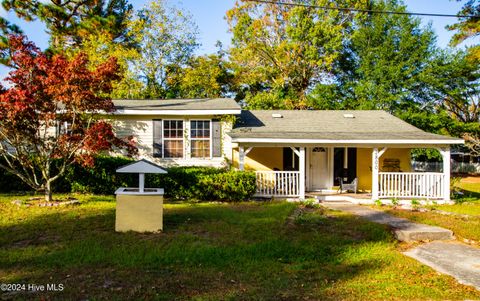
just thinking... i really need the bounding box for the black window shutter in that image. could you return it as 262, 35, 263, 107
212, 120, 222, 157
153, 119, 162, 157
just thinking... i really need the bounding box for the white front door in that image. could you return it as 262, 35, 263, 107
309, 147, 329, 190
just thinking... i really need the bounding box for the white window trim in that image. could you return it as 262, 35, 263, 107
190, 119, 212, 159
162, 119, 185, 159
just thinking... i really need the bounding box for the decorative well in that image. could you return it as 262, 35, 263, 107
115, 159, 167, 232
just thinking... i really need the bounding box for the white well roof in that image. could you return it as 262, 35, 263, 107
116, 159, 167, 174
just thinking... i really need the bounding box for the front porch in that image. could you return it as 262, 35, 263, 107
238, 146, 452, 203
229, 110, 462, 204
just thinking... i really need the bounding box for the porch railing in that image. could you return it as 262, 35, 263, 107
255, 171, 300, 197
379, 172, 445, 199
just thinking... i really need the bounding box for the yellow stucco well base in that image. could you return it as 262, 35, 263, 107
115, 194, 163, 232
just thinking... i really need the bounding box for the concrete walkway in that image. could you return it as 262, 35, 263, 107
405, 242, 480, 290
322, 202, 453, 242
322, 201, 480, 291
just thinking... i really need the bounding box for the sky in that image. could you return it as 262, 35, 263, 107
0, 0, 478, 81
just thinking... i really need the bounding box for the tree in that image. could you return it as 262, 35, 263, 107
309, 0, 440, 113
1, 0, 133, 50
437, 52, 480, 158
66, 32, 144, 99
0, 35, 136, 201
168, 52, 233, 99
226, 0, 361, 108
447, 0, 480, 61
0, 17, 22, 64
127, 0, 198, 98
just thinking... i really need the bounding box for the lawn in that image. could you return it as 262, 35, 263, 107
1, 194, 479, 300
384, 177, 480, 242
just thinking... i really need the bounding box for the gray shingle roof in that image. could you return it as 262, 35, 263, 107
113, 98, 240, 111
229, 110, 462, 143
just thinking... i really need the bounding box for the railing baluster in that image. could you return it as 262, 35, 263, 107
254, 171, 301, 197
377, 172, 444, 200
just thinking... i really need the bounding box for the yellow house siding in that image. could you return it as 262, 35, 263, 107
357, 148, 412, 191
232, 147, 283, 171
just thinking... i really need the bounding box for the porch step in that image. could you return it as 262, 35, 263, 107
322, 203, 453, 242
313, 194, 371, 204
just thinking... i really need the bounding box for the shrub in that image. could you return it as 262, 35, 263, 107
411, 199, 420, 210
303, 198, 321, 209
0, 167, 31, 192
65, 156, 136, 194
0, 156, 257, 201
198, 170, 256, 201
147, 167, 256, 202
147, 166, 225, 200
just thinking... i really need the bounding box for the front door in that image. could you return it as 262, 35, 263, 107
310, 147, 329, 190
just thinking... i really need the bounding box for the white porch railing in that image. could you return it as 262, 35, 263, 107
255, 171, 300, 197
378, 172, 445, 199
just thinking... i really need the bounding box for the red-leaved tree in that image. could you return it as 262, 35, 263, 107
0, 35, 137, 201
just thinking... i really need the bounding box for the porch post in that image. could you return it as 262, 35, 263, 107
239, 146, 245, 171
372, 148, 379, 200
139, 173, 145, 193
441, 147, 451, 201
299, 147, 305, 200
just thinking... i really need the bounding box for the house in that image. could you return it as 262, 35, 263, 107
110, 98, 463, 203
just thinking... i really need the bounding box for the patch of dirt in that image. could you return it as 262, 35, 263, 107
285, 205, 328, 227
11, 198, 80, 208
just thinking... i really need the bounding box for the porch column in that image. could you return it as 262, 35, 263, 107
372, 148, 379, 200
139, 173, 145, 194
299, 147, 305, 200
441, 147, 451, 201
239, 146, 253, 171
239, 146, 245, 171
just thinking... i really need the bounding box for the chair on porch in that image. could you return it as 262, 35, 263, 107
336, 177, 358, 194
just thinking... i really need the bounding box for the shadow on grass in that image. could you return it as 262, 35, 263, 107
453, 188, 480, 203
0, 201, 468, 300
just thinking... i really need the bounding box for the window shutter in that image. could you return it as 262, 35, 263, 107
212, 120, 222, 157
153, 119, 162, 157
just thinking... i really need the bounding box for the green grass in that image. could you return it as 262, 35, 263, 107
436, 180, 480, 216
1, 194, 479, 300
386, 208, 480, 242
384, 179, 480, 242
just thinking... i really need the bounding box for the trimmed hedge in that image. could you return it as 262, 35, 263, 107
65, 156, 136, 194
147, 166, 256, 201
0, 156, 256, 202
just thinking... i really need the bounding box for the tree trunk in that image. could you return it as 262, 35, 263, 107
45, 181, 53, 202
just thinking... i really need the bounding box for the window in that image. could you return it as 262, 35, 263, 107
190, 120, 211, 158
163, 120, 184, 158
57, 121, 72, 136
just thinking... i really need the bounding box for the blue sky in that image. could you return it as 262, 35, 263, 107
1, 0, 478, 80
